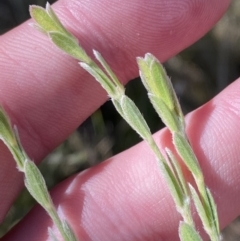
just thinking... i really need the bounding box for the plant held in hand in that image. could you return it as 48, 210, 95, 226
0, 2, 221, 241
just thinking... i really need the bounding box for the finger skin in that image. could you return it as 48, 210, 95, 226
3, 78, 240, 241
0, 0, 230, 227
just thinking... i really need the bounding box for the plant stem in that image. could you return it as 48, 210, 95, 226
48, 207, 70, 241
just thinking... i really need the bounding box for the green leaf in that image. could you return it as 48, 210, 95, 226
24, 160, 52, 210
45, 2, 73, 38
13, 126, 27, 157
93, 50, 124, 94
161, 161, 185, 210
11, 126, 29, 169
173, 132, 201, 178
30, 5, 63, 34
189, 184, 212, 236
0, 106, 16, 147
0, 107, 26, 169
149, 54, 175, 110
179, 222, 203, 241
112, 99, 124, 118
206, 188, 220, 235
138, 54, 177, 110
138, 53, 184, 123
49, 32, 90, 62
165, 148, 188, 196
120, 95, 152, 141
136, 56, 152, 92
148, 94, 180, 132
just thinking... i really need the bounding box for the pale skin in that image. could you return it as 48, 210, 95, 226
0, 0, 238, 240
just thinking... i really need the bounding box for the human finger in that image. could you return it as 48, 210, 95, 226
0, 0, 230, 224
3, 77, 240, 241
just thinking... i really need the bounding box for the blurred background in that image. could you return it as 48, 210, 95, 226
0, 0, 240, 240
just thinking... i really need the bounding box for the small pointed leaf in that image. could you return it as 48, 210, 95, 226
173, 132, 201, 178
30, 5, 63, 33
161, 161, 184, 210
189, 184, 212, 236
120, 95, 151, 141
138, 53, 184, 120
0, 109, 25, 169
165, 148, 188, 196
45, 2, 73, 38
149, 54, 175, 109
179, 222, 203, 241
206, 188, 220, 235
0, 106, 16, 147
137, 57, 152, 91
24, 160, 52, 210
149, 94, 180, 132
49, 32, 89, 62
112, 99, 124, 118
93, 50, 124, 93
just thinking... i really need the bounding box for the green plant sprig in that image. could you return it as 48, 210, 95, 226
137, 54, 220, 241
28, 2, 222, 241
0, 2, 221, 241
0, 106, 77, 241
29, 3, 202, 240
